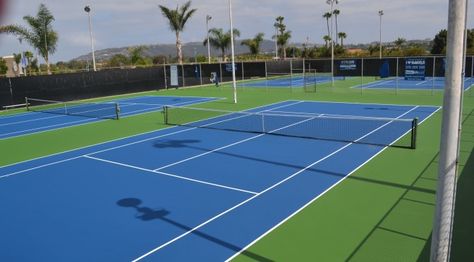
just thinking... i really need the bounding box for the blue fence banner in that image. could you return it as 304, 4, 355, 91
405, 58, 426, 81
225, 63, 238, 72
339, 60, 357, 71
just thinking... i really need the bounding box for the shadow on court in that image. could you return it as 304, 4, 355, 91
117, 198, 274, 262
152, 139, 433, 195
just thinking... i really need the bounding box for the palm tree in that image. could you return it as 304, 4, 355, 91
395, 37, 406, 50
158, 1, 197, 64
338, 32, 347, 47
1, 4, 57, 74
204, 28, 240, 61
333, 9, 340, 41
323, 12, 332, 38
23, 51, 34, 75
323, 35, 332, 48
274, 16, 291, 59
241, 33, 265, 57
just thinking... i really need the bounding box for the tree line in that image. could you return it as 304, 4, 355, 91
1, 1, 473, 76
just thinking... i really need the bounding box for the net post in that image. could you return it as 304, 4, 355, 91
163, 106, 169, 125
115, 103, 120, 120
25, 97, 29, 111
411, 117, 419, 149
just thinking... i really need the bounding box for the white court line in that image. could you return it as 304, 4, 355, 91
226, 106, 441, 262
83, 155, 257, 195
88, 101, 304, 158
0, 118, 95, 139
286, 99, 441, 109
154, 111, 317, 171
416, 80, 429, 86
133, 106, 420, 261
0, 156, 84, 179
0, 114, 67, 127
0, 97, 220, 141
0, 100, 297, 176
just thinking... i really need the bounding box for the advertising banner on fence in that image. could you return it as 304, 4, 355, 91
170, 65, 179, 86
339, 60, 357, 71
405, 58, 426, 81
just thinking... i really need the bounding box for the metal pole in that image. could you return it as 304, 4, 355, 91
85, 5, 97, 72
396, 57, 399, 94
327, 0, 337, 87
431, 0, 467, 261
432, 57, 436, 95
229, 0, 237, 103
361, 57, 364, 95
206, 15, 212, 64
274, 26, 278, 59
379, 10, 384, 59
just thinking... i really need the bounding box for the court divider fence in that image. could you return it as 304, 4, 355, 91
1, 56, 473, 108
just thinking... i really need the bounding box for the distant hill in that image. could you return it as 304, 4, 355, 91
72, 39, 433, 62
73, 40, 282, 62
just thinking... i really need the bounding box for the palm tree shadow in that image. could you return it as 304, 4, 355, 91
117, 198, 273, 262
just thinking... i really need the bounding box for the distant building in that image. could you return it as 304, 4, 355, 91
1, 56, 23, 77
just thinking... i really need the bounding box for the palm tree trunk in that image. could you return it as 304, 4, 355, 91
341, 38, 344, 48
335, 16, 339, 45
176, 32, 183, 64
221, 48, 226, 61
283, 45, 287, 59
45, 55, 51, 75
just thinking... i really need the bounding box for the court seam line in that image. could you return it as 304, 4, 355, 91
153, 111, 318, 172
83, 155, 258, 195
133, 106, 419, 261
0, 101, 296, 175
224, 105, 423, 261
0, 97, 219, 141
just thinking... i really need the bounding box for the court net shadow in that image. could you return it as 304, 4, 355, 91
117, 198, 274, 262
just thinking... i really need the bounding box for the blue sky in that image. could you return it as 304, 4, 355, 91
0, 0, 472, 62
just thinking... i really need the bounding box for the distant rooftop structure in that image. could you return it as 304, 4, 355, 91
1, 55, 23, 78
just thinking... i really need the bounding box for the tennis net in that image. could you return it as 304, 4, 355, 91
26, 97, 120, 120
163, 105, 418, 149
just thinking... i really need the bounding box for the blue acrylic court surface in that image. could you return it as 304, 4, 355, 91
0, 100, 439, 261
0, 95, 217, 140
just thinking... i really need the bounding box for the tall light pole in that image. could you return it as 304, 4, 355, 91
431, 0, 467, 261
327, 0, 338, 87
378, 10, 384, 59
274, 23, 279, 59
206, 15, 212, 64
229, 0, 237, 104
85, 5, 97, 72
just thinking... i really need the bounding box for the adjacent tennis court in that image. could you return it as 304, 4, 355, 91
239, 74, 345, 88
0, 100, 439, 261
0, 95, 217, 140
352, 77, 473, 90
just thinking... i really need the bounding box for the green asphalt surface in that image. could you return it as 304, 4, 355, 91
1, 77, 472, 261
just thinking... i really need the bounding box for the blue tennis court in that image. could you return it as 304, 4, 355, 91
0, 96, 217, 140
0, 100, 439, 261
353, 77, 473, 90
239, 75, 345, 88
